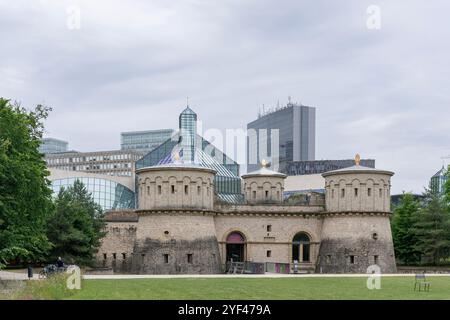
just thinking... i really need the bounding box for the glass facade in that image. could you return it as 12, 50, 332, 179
179, 107, 197, 163
121, 129, 174, 153
50, 177, 135, 211
284, 159, 376, 175
39, 138, 68, 154
247, 103, 315, 173
430, 166, 448, 195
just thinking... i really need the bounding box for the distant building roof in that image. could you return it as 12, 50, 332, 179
432, 166, 446, 178
284, 174, 325, 192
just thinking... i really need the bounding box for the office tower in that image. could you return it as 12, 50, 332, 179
247, 101, 316, 173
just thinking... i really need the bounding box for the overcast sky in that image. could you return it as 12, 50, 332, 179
1, 0, 449, 194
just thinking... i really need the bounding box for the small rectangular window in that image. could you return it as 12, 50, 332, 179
187, 254, 193, 264
185, 185, 189, 195
112, 253, 117, 260
349, 255, 355, 264
197, 186, 201, 195
171, 185, 175, 194
163, 254, 169, 263
341, 189, 345, 198
368, 188, 372, 196
374, 255, 379, 265
158, 185, 162, 194
267, 225, 272, 232
253, 191, 256, 199
122, 253, 126, 260
265, 190, 269, 199
266, 250, 271, 258
147, 186, 150, 195
103, 253, 107, 260
354, 188, 358, 197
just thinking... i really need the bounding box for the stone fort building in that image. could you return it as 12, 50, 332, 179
98, 153, 397, 274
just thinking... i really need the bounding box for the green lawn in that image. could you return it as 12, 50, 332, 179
67, 276, 450, 300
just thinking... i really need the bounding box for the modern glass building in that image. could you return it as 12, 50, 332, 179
121, 129, 174, 153
284, 159, 375, 175
136, 106, 243, 203
247, 101, 316, 173
39, 138, 68, 154
430, 166, 448, 195
179, 107, 197, 163
45, 150, 143, 177
50, 176, 135, 211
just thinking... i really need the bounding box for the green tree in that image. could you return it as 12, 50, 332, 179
443, 165, 450, 208
391, 192, 421, 265
413, 188, 450, 265
0, 98, 53, 268
46, 180, 106, 266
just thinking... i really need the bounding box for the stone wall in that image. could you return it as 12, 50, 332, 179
242, 176, 285, 204
214, 213, 323, 266
96, 221, 137, 272
136, 166, 215, 211
324, 172, 392, 213
130, 237, 221, 274
317, 214, 397, 273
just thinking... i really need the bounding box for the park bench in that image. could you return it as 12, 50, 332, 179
414, 274, 431, 292
227, 262, 245, 274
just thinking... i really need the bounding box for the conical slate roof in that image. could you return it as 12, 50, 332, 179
242, 165, 286, 179
322, 155, 394, 177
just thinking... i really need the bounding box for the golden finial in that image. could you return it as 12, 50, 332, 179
261, 159, 269, 168
173, 151, 180, 161
355, 154, 361, 166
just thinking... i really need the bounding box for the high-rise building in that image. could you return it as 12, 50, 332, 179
247, 101, 316, 173
120, 129, 174, 153
430, 166, 448, 195
39, 138, 68, 154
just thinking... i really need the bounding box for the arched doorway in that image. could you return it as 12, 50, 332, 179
292, 232, 310, 262
226, 232, 246, 262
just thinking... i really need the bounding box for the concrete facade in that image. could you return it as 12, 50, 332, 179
97, 159, 397, 274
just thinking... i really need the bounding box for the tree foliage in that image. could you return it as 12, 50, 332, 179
391, 192, 421, 265
412, 188, 450, 265
0, 98, 53, 268
46, 179, 106, 266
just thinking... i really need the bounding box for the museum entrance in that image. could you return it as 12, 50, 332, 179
292, 232, 310, 262
226, 232, 246, 262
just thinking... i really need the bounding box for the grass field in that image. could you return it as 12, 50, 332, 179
67, 276, 450, 300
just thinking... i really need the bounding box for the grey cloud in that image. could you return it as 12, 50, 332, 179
0, 0, 449, 193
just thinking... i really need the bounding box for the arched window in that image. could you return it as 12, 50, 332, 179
226, 232, 245, 243
292, 232, 310, 262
